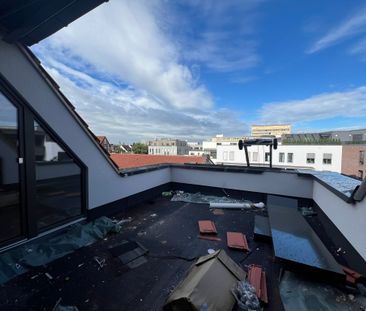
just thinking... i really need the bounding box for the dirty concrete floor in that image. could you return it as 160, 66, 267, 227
0, 197, 284, 311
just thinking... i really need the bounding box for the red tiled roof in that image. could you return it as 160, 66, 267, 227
110, 153, 209, 169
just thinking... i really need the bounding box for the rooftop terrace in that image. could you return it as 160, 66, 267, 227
0, 175, 365, 311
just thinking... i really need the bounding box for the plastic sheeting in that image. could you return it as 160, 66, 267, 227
232, 281, 260, 311
0, 216, 121, 284
171, 191, 252, 205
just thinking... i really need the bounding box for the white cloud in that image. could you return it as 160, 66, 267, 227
42, 61, 247, 143
259, 86, 366, 123
31, 0, 250, 142
34, 0, 212, 110
307, 7, 366, 54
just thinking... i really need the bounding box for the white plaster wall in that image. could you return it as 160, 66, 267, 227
171, 167, 313, 199
313, 180, 366, 261
202, 141, 217, 149
0, 41, 171, 208
217, 143, 343, 172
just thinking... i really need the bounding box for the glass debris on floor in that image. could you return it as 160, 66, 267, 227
171, 191, 265, 209
232, 280, 261, 311
0, 216, 121, 284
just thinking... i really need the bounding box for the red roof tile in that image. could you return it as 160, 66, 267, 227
248, 264, 268, 304
198, 220, 217, 234
110, 153, 209, 169
226, 232, 249, 251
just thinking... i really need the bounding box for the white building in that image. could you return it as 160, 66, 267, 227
216, 142, 343, 173
148, 139, 189, 155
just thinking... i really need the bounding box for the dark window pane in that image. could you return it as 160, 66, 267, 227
34, 121, 82, 230
0, 92, 22, 242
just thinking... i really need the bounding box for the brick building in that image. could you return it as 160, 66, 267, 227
342, 144, 366, 180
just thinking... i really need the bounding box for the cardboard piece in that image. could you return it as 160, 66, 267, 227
164, 249, 247, 311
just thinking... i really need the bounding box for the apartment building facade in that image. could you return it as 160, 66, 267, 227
251, 124, 291, 138
148, 139, 189, 155
216, 142, 343, 172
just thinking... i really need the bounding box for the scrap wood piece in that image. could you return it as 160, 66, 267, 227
227, 232, 249, 251
260, 271, 268, 304
248, 264, 268, 303
198, 220, 217, 234
198, 235, 222, 241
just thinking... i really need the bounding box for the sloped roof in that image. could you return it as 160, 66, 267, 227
0, 0, 108, 45
110, 153, 210, 169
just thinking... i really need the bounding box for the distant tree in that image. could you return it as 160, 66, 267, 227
132, 143, 148, 154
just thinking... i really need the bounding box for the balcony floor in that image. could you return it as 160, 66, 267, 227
0, 195, 285, 311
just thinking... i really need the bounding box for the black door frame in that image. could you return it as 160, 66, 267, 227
0, 73, 88, 245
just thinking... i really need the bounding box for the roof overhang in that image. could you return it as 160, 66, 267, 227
0, 0, 108, 45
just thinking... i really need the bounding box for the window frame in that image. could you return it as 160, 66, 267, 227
0, 73, 88, 238
287, 153, 293, 163
279, 152, 285, 163
306, 153, 315, 164
322, 153, 332, 165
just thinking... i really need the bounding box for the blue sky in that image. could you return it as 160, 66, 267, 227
32, 0, 366, 143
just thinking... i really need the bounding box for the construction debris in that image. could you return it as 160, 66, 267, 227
210, 202, 265, 210
247, 264, 268, 304
198, 220, 217, 234
342, 265, 363, 284
299, 206, 317, 217
227, 232, 249, 251
212, 208, 225, 215
52, 298, 79, 311
0, 216, 122, 284
232, 281, 261, 311
93, 257, 106, 270
162, 191, 173, 197
198, 235, 222, 242
171, 191, 250, 205
164, 250, 247, 311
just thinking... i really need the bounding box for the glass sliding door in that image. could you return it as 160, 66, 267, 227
0, 92, 22, 243
33, 121, 82, 230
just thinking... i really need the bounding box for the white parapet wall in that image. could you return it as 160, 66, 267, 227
312, 180, 366, 261
171, 167, 313, 199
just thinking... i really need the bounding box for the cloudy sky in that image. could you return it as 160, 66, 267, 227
32, 0, 366, 143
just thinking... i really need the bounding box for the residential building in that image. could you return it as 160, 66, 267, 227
342, 144, 366, 180
217, 142, 343, 172
148, 139, 189, 155
1, 3, 366, 311
211, 134, 251, 143
251, 124, 291, 138
202, 140, 217, 159
96, 135, 111, 153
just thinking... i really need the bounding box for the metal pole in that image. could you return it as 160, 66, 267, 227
269, 145, 272, 168
244, 145, 250, 167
